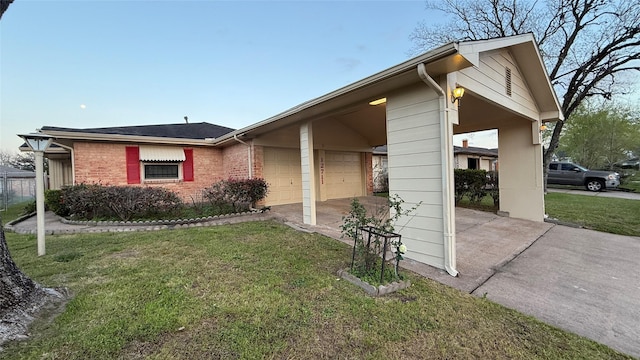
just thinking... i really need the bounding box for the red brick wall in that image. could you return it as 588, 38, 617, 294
223, 142, 251, 179
73, 142, 223, 201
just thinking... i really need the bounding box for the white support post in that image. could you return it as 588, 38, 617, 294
300, 122, 317, 225
35, 151, 46, 256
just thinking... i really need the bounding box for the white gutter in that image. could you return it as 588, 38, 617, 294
417, 63, 458, 277
233, 134, 253, 179
39, 130, 215, 146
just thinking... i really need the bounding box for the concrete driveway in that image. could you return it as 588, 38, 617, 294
271, 197, 640, 358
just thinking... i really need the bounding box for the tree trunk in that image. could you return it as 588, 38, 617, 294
0, 222, 40, 318
0, 218, 65, 347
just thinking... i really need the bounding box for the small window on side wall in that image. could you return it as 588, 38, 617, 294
143, 163, 181, 180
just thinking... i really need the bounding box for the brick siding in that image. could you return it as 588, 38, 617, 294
73, 142, 223, 202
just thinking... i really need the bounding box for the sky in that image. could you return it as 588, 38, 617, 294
1, 1, 500, 154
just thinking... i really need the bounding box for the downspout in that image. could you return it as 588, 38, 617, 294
233, 134, 253, 179
417, 63, 458, 277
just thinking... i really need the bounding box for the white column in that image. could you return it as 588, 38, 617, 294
300, 122, 316, 225
35, 151, 46, 256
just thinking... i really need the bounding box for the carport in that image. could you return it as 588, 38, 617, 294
214, 34, 563, 276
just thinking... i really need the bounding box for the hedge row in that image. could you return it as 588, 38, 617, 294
454, 169, 499, 206
45, 178, 269, 221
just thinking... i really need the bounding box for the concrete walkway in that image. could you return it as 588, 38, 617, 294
6, 199, 640, 357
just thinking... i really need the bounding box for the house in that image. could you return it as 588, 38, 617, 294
0, 165, 36, 209
454, 139, 498, 171
373, 140, 499, 190
21, 34, 563, 276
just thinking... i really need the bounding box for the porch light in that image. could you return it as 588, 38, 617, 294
369, 97, 387, 106
451, 87, 465, 104
18, 132, 54, 257
540, 124, 548, 132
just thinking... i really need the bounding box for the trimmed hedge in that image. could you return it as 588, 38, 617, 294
49, 184, 184, 221
454, 169, 499, 206
203, 178, 268, 212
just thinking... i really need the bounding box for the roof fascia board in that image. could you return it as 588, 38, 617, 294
213, 43, 461, 146
40, 130, 215, 146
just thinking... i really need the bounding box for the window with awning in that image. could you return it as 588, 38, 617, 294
126, 146, 194, 183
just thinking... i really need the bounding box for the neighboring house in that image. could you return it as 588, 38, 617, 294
454, 139, 498, 171
0, 165, 36, 209
372, 145, 388, 192
21, 34, 563, 276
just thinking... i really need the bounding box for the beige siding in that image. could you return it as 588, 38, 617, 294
455, 154, 494, 171
458, 50, 539, 121
386, 85, 445, 269
48, 159, 72, 190
498, 121, 545, 221
262, 147, 302, 206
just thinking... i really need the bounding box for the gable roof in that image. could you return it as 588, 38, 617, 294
41, 122, 234, 140
454, 146, 498, 158
0, 165, 35, 178
213, 33, 563, 145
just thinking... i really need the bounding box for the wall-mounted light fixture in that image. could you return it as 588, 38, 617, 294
369, 97, 387, 106
540, 124, 548, 132
451, 87, 465, 104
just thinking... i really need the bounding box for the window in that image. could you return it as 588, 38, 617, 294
144, 163, 180, 180
125, 146, 194, 184
549, 163, 558, 170
467, 158, 479, 169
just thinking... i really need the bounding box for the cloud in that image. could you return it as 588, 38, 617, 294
335, 57, 361, 72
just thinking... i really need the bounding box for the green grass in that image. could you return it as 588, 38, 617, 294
545, 193, 640, 236
620, 171, 640, 192
456, 195, 498, 212
0, 201, 33, 224
3, 222, 631, 359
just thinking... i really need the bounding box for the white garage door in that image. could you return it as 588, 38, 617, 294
325, 151, 363, 199
263, 147, 303, 206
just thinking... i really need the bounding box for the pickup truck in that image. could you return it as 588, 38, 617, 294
547, 162, 620, 192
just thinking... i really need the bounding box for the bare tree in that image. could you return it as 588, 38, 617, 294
411, 0, 640, 169
0, 0, 13, 20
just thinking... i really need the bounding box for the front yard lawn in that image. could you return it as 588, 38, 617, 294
545, 193, 640, 236
3, 222, 630, 359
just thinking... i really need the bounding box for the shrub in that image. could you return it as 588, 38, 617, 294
61, 184, 107, 220
59, 184, 183, 221
203, 178, 268, 212
45, 189, 69, 216
454, 169, 491, 204
340, 195, 420, 284
101, 186, 183, 221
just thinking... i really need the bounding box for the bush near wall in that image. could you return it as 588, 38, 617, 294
46, 184, 184, 221
202, 178, 268, 212
454, 169, 499, 206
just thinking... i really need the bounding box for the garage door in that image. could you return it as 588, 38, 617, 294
263, 148, 302, 206
325, 151, 363, 199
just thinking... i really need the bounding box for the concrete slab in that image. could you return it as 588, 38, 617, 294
474, 225, 640, 358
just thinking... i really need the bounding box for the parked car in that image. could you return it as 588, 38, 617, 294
548, 162, 620, 192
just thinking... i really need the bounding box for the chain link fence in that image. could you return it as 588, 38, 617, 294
1, 171, 36, 211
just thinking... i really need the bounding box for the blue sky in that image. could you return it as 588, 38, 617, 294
1, 0, 496, 153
